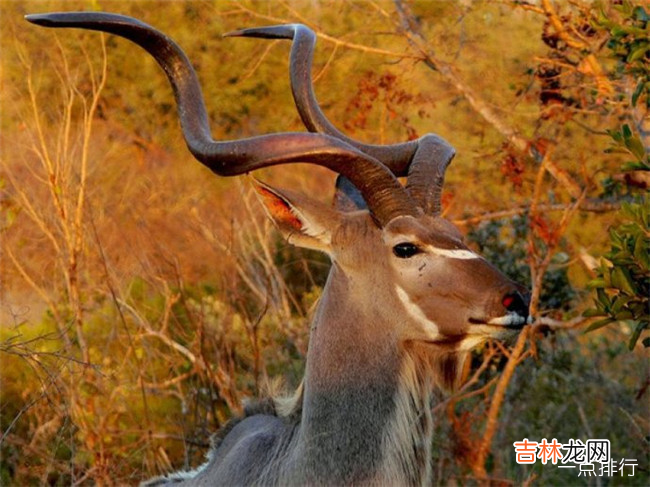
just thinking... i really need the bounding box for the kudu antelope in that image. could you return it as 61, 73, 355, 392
27, 13, 531, 486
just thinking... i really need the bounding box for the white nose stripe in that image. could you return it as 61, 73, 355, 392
426, 246, 480, 260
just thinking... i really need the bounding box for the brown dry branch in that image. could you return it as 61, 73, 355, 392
194, 183, 308, 339
459, 146, 588, 479
541, 0, 589, 50
0, 359, 63, 447
229, 2, 419, 60
528, 147, 588, 315
471, 327, 532, 480
385, 2, 597, 479
229, 0, 605, 208
432, 345, 499, 415
8, 34, 108, 365
463, 151, 588, 480
88, 208, 157, 468
236, 39, 282, 83
3, 2, 640, 483
536, 315, 596, 331
450, 376, 501, 408
453, 199, 619, 227
537, 0, 613, 97
390, 0, 590, 201
118, 286, 245, 417
2, 30, 165, 484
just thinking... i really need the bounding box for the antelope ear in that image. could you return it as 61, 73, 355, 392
253, 179, 340, 253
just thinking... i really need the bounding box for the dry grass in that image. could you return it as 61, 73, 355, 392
1, 1, 647, 485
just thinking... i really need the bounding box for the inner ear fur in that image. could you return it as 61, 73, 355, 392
253, 179, 341, 252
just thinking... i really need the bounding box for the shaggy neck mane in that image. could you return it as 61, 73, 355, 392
380, 343, 464, 485
263, 342, 464, 486
175, 266, 468, 487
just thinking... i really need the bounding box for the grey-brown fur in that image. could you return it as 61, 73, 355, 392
143, 209, 528, 487
24, 13, 531, 486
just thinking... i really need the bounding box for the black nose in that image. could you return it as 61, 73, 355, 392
502, 291, 530, 319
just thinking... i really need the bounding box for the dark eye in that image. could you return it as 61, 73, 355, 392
393, 242, 421, 259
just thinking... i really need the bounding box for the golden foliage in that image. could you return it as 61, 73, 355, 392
1, 1, 647, 484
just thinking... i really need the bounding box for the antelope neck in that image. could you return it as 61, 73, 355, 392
295, 264, 433, 485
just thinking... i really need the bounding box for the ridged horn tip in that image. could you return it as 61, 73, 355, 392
223, 25, 297, 40
222, 28, 245, 38
25, 13, 58, 26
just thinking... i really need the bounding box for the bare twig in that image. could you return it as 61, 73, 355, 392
228, 2, 418, 59
472, 327, 532, 479
453, 199, 619, 227
391, 0, 586, 199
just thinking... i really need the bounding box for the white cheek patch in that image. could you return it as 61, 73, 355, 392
456, 335, 487, 352
425, 245, 480, 260
395, 285, 440, 338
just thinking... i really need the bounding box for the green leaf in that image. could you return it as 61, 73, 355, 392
597, 288, 612, 309
628, 43, 649, 63
614, 309, 634, 320
621, 161, 650, 171
631, 80, 644, 107
607, 129, 623, 143
612, 266, 638, 295
610, 295, 624, 313
597, 7, 611, 26
625, 135, 647, 161
583, 308, 607, 317
628, 321, 648, 350
633, 234, 650, 270
609, 228, 623, 247
622, 124, 633, 139
633, 6, 649, 22
587, 278, 607, 289
586, 318, 615, 333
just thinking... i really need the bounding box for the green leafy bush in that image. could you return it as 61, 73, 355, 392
585, 199, 649, 348
596, 2, 649, 109
586, 2, 649, 350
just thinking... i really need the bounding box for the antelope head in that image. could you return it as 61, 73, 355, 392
26, 13, 531, 485
26, 11, 529, 379
223, 24, 531, 368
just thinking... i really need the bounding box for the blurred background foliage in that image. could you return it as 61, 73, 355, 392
0, 0, 647, 485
